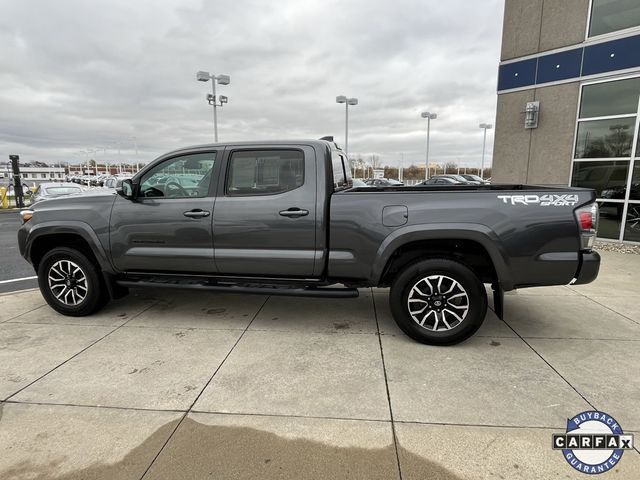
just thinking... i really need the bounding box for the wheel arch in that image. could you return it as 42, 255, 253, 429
373, 224, 513, 290
27, 222, 111, 273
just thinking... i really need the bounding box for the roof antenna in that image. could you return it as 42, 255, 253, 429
319, 136, 334, 141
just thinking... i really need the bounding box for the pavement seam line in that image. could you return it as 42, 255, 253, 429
138, 294, 271, 480
2, 300, 160, 402
1, 304, 46, 324
2, 399, 187, 414
490, 304, 597, 410
371, 288, 404, 480
189, 409, 392, 423
495, 300, 640, 456
568, 287, 640, 327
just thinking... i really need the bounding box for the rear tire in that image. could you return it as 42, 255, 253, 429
389, 258, 487, 345
37, 247, 109, 316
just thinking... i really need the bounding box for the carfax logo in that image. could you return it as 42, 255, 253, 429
553, 411, 634, 475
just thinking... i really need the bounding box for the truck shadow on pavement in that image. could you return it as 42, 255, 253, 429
0, 414, 465, 480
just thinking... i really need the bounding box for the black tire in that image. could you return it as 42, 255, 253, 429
37, 247, 109, 316
389, 258, 487, 345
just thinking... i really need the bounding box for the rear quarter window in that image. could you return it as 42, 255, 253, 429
332, 152, 352, 191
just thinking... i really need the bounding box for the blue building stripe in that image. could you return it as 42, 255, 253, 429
498, 33, 640, 92
582, 35, 640, 76
497, 58, 537, 91
536, 48, 583, 84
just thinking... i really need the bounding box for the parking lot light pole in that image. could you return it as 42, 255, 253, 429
336, 96, 358, 158
421, 112, 437, 180
479, 123, 493, 180
197, 71, 230, 142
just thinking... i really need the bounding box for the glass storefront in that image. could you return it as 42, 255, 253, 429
589, 0, 640, 37
571, 76, 640, 242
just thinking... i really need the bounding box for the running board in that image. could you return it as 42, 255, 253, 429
116, 279, 359, 298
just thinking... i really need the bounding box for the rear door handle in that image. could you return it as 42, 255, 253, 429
183, 209, 211, 218
279, 208, 309, 218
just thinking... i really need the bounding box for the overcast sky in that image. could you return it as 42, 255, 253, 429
0, 0, 504, 169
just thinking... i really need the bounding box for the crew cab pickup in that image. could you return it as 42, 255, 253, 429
17, 139, 601, 345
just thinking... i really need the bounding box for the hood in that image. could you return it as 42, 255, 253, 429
32, 189, 116, 210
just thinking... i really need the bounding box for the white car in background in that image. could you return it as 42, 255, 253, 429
31, 182, 84, 204
103, 174, 132, 189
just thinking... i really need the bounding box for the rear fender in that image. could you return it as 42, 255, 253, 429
372, 223, 513, 290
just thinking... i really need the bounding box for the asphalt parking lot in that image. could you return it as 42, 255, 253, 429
0, 250, 639, 479
0, 211, 37, 293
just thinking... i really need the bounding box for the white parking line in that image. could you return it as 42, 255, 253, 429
0, 276, 37, 284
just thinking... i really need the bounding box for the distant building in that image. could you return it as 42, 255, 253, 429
493, 0, 640, 243
0, 164, 65, 185
65, 163, 141, 176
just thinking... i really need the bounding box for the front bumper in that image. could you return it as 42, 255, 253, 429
572, 251, 601, 285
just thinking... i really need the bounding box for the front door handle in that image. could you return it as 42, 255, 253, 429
279, 208, 309, 218
183, 209, 211, 218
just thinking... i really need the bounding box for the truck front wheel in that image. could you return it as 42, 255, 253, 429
37, 247, 108, 316
389, 258, 487, 345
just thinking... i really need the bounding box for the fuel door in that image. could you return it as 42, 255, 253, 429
382, 205, 408, 227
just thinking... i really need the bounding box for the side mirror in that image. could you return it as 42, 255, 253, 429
116, 179, 135, 199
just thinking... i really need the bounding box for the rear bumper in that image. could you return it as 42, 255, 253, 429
573, 251, 600, 285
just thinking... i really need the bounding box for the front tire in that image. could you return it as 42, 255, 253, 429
389, 258, 487, 345
37, 247, 108, 316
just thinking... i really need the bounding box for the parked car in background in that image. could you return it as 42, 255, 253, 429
31, 182, 84, 204
364, 178, 404, 187
103, 174, 132, 189
352, 178, 368, 187
444, 174, 481, 185
461, 174, 489, 184
419, 176, 466, 186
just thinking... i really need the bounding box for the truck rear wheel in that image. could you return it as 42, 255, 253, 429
37, 247, 108, 316
389, 258, 487, 345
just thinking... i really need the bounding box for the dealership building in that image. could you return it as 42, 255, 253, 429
493, 0, 640, 242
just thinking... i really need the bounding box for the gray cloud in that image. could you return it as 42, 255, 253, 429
0, 0, 503, 169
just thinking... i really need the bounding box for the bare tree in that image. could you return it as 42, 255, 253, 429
369, 154, 381, 169
444, 161, 458, 174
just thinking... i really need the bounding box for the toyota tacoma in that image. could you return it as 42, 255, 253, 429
17, 139, 601, 345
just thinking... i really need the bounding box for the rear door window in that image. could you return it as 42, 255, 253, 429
226, 150, 304, 196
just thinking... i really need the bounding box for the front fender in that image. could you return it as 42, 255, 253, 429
371, 223, 513, 290
22, 221, 114, 274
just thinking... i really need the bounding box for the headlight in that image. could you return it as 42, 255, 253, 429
19, 209, 34, 224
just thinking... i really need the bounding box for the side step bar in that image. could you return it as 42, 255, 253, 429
116, 279, 360, 298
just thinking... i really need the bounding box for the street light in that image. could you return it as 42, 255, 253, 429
197, 70, 230, 142
336, 95, 358, 158
479, 123, 493, 180
421, 111, 437, 180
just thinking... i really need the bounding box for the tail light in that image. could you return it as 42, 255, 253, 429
574, 203, 599, 250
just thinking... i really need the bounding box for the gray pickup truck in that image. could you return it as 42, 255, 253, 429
18, 139, 601, 345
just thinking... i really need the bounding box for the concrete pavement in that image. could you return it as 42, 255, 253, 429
0, 250, 639, 479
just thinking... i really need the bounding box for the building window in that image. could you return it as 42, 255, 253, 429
572, 76, 640, 242
589, 0, 640, 37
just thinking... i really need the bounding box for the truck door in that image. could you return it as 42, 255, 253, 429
110, 151, 219, 273
212, 146, 318, 277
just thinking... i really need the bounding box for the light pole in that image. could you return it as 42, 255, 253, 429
197, 71, 230, 142
479, 123, 493, 180
421, 112, 437, 180
129, 136, 139, 172
336, 96, 358, 158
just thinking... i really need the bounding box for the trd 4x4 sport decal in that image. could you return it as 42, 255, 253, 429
497, 194, 579, 206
